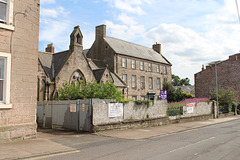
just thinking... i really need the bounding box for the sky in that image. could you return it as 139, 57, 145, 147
39, 0, 240, 85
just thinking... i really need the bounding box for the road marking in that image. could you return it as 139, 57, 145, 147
169, 137, 215, 153
138, 129, 151, 132
24, 150, 81, 160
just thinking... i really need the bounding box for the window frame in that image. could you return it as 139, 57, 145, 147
132, 96, 137, 101
157, 78, 161, 90
149, 77, 153, 89
141, 96, 145, 100
140, 61, 144, 71
0, 52, 12, 109
140, 76, 145, 89
148, 63, 152, 72
163, 66, 167, 74
122, 74, 127, 83
156, 64, 160, 73
0, 0, 14, 31
131, 59, 136, 69
131, 75, 136, 88
122, 57, 127, 68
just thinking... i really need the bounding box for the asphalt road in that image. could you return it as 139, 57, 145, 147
30, 119, 240, 160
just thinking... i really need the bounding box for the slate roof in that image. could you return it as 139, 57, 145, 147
38, 52, 53, 79
105, 36, 170, 65
93, 69, 105, 82
39, 49, 89, 80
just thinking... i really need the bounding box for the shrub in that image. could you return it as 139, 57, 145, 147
210, 87, 239, 113
134, 100, 151, 108
167, 106, 183, 116
58, 80, 124, 101
163, 82, 194, 102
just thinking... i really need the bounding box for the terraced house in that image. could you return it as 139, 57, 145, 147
38, 25, 172, 101
0, 0, 40, 141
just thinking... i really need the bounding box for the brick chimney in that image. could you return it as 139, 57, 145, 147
152, 42, 161, 55
45, 43, 55, 54
202, 65, 204, 71
96, 24, 106, 40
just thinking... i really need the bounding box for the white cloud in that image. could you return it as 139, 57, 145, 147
104, 0, 150, 15
40, 7, 69, 18
41, 0, 56, 4
105, 20, 145, 41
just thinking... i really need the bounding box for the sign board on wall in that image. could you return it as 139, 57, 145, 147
108, 103, 123, 118
187, 103, 194, 113
160, 90, 167, 100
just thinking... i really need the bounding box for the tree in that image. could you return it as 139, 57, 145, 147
172, 74, 181, 86
172, 74, 191, 86
210, 87, 239, 113
58, 80, 124, 101
163, 81, 194, 103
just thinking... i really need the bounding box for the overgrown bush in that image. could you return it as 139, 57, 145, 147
58, 80, 124, 101
167, 106, 183, 116
163, 82, 194, 103
210, 87, 239, 113
134, 100, 151, 108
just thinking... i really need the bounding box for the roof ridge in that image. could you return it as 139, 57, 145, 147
53, 50, 69, 55
106, 36, 154, 51
38, 51, 53, 55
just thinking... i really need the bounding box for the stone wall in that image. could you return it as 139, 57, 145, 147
0, 0, 39, 142
93, 101, 214, 131
92, 100, 168, 126
195, 54, 240, 98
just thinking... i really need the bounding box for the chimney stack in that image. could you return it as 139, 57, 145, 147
96, 24, 106, 40
45, 43, 55, 54
152, 42, 161, 55
202, 65, 204, 71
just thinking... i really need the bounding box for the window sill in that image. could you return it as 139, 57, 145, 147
0, 103, 12, 109
0, 23, 15, 31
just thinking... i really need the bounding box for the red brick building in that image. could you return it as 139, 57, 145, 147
195, 53, 240, 98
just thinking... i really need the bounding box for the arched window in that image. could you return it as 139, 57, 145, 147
69, 70, 85, 83
76, 34, 82, 45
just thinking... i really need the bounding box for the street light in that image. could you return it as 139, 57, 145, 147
208, 61, 221, 118
215, 63, 219, 118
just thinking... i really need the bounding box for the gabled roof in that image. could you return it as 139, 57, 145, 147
93, 69, 105, 82
38, 49, 90, 80
38, 52, 53, 79
105, 36, 170, 65
52, 50, 71, 77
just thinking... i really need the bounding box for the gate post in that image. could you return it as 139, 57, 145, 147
76, 99, 80, 132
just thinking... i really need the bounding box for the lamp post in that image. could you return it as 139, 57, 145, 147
215, 63, 219, 118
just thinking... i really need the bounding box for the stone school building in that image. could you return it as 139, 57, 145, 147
38, 25, 172, 101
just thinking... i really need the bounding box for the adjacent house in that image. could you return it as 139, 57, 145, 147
38, 25, 172, 101
0, 0, 40, 141
195, 53, 240, 98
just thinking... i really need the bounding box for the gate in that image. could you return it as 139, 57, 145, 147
37, 99, 93, 132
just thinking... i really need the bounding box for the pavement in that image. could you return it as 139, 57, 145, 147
1, 116, 240, 160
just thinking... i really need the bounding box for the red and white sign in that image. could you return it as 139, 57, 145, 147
187, 103, 194, 113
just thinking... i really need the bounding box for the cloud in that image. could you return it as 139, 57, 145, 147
41, 0, 56, 4
40, 7, 69, 18
104, 0, 150, 15
105, 20, 145, 41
